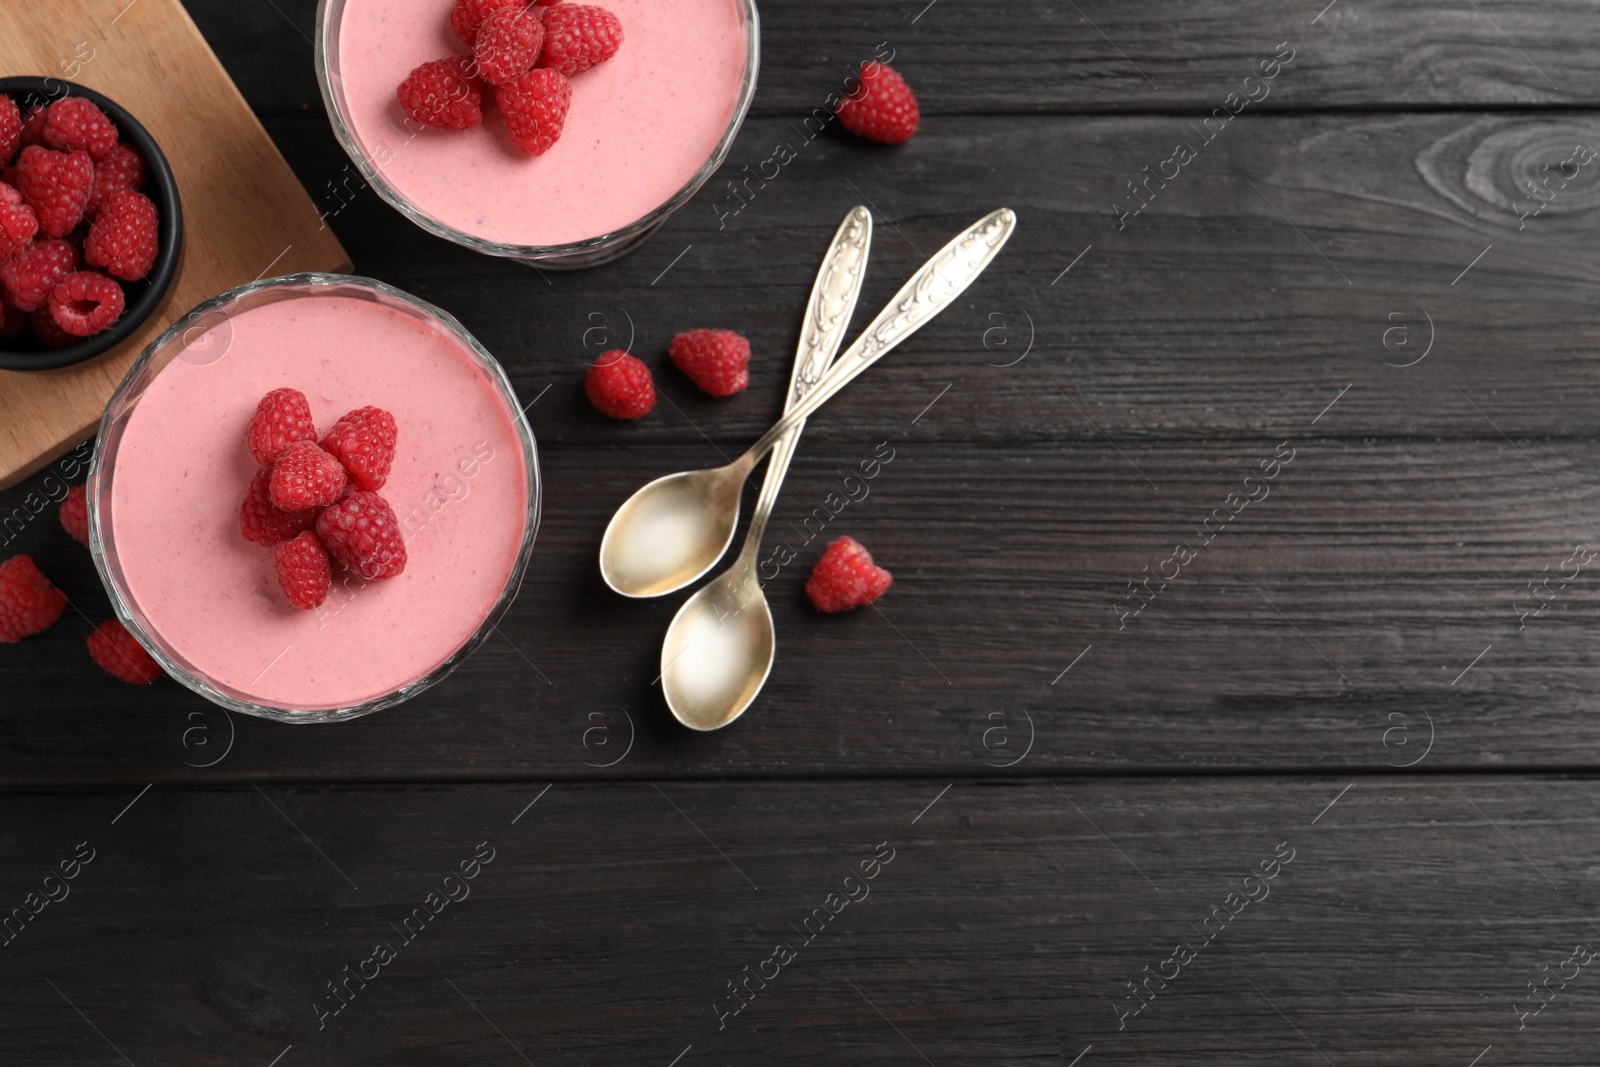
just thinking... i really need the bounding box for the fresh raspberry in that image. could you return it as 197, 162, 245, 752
270, 441, 348, 511
475, 5, 546, 85
31, 305, 76, 347
804, 535, 893, 612
19, 105, 48, 148
1, 238, 76, 311
238, 467, 317, 546
668, 328, 750, 397
835, 61, 920, 145
272, 531, 333, 610
398, 57, 484, 129
84, 189, 158, 281
43, 97, 118, 159
451, 0, 528, 46
0, 183, 39, 257
59, 484, 89, 546
86, 143, 145, 216
0, 301, 28, 342
497, 67, 571, 154
0, 555, 67, 642
0, 95, 21, 165
316, 491, 408, 580
539, 3, 623, 75
47, 270, 123, 337
320, 406, 398, 491
86, 618, 162, 684
585, 349, 654, 419
246, 387, 318, 464
14, 146, 93, 238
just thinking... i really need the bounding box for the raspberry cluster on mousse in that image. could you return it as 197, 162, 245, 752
398, 0, 625, 155
0, 93, 159, 347
239, 388, 407, 611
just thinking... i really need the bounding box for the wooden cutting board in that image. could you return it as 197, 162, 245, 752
0, 0, 350, 488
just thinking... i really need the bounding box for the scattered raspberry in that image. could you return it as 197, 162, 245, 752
43, 97, 118, 159
270, 441, 348, 511
47, 269, 123, 337
1, 238, 77, 311
668, 328, 750, 397
804, 535, 893, 612
19, 105, 48, 148
498, 67, 571, 154
59, 484, 89, 546
239, 467, 317, 546
272, 531, 333, 610
14, 145, 93, 237
0, 183, 39, 257
835, 61, 920, 145
320, 406, 398, 492
451, 0, 528, 46
0, 555, 67, 642
246, 387, 318, 465
0, 95, 21, 165
398, 57, 484, 130
31, 305, 76, 348
0, 301, 28, 342
316, 491, 408, 580
84, 189, 158, 281
475, 5, 546, 85
539, 3, 623, 75
86, 142, 145, 216
86, 618, 162, 684
585, 349, 654, 419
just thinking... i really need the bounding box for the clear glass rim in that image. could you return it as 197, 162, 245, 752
86, 272, 543, 724
313, 0, 761, 262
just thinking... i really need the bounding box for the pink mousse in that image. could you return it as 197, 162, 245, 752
107, 293, 530, 711
333, 0, 748, 247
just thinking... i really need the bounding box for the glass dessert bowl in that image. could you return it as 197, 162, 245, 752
315, 0, 759, 268
87, 273, 541, 722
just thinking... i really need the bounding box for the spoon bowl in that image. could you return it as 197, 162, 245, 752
661, 556, 774, 730
599, 464, 747, 597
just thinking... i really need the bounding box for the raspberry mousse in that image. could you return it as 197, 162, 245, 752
92, 276, 537, 716
319, 0, 755, 259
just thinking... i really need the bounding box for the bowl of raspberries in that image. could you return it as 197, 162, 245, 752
0, 78, 182, 371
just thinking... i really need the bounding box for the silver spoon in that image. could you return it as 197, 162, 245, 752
661, 206, 873, 730
600, 206, 1018, 598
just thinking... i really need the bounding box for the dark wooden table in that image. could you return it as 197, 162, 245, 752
5, 1, 1600, 1062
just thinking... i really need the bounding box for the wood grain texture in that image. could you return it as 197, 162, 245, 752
0, 0, 349, 488
0, 777, 1595, 1065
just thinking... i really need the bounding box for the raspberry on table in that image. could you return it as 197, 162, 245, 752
475, 4, 546, 85
835, 61, 920, 145
84, 189, 158, 281
320, 406, 399, 492
59, 484, 89, 546
498, 67, 571, 154
246, 387, 318, 465
1, 238, 77, 312
47, 269, 123, 337
539, 3, 624, 75
585, 349, 655, 419
0, 95, 22, 165
86, 143, 145, 217
451, 0, 529, 46
316, 490, 408, 580
239, 467, 317, 546
270, 441, 349, 511
804, 535, 893, 612
669, 328, 751, 397
43, 97, 119, 159
0, 555, 67, 642
0, 183, 40, 257
273, 530, 333, 610
14, 145, 93, 238
398, 57, 484, 130
86, 618, 162, 684
31, 304, 77, 347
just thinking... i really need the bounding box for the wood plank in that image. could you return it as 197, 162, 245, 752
0, 776, 1593, 1063
4, 439, 1600, 782
188, 0, 1600, 117
0, 0, 350, 488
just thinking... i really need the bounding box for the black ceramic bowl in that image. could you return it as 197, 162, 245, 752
0, 76, 182, 372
